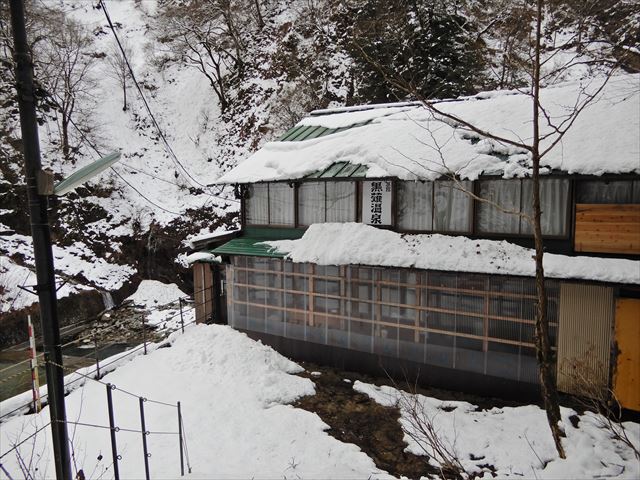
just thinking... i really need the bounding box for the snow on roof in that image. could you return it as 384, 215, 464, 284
217, 74, 640, 184
185, 251, 222, 264
264, 223, 640, 285
187, 227, 240, 249
297, 103, 419, 129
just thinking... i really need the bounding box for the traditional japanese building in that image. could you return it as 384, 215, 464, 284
191, 75, 640, 411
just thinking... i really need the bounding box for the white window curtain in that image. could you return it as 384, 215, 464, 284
245, 184, 268, 224
326, 182, 356, 222
298, 182, 325, 225
521, 178, 570, 236
269, 183, 295, 225
476, 180, 521, 234
433, 180, 472, 232
398, 181, 433, 231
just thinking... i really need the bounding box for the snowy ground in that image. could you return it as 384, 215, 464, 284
0, 325, 387, 480
123, 279, 194, 332
357, 383, 640, 479
1, 321, 638, 479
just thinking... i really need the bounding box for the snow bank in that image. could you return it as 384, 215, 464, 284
354, 381, 640, 479
125, 280, 187, 308
0, 325, 387, 479
218, 74, 640, 183
265, 223, 640, 284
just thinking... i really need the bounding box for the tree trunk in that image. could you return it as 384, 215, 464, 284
253, 0, 264, 30
122, 79, 127, 111
532, 0, 566, 459
61, 115, 70, 160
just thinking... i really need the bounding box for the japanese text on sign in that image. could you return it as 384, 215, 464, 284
362, 180, 392, 225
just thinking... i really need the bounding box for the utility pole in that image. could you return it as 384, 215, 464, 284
8, 1, 72, 478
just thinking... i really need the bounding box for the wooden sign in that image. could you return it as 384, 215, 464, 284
362, 180, 392, 226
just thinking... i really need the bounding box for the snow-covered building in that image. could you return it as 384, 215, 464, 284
192, 75, 640, 411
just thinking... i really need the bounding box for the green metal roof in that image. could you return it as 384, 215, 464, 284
277, 120, 372, 142
209, 228, 304, 258
303, 161, 368, 179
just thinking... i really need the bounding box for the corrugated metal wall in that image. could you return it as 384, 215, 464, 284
557, 283, 614, 395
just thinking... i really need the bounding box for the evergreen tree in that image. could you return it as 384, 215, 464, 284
336, 0, 489, 102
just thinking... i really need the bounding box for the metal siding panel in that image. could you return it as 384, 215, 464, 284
278, 126, 302, 141
320, 162, 349, 178
351, 165, 369, 177
296, 125, 322, 141
288, 125, 315, 141
304, 126, 329, 140
337, 163, 360, 177
557, 283, 614, 395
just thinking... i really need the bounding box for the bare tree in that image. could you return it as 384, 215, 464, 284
1, 3, 97, 161
355, 0, 635, 458
157, 0, 252, 113
105, 38, 133, 112
34, 12, 96, 161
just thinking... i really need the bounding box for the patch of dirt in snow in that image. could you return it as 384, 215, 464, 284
294, 363, 438, 479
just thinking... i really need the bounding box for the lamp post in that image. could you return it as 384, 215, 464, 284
9, 2, 120, 478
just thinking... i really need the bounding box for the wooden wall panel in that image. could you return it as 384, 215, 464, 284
574, 204, 640, 254
557, 283, 614, 396
614, 298, 640, 412
193, 263, 213, 324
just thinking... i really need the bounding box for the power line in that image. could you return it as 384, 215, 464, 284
65, 111, 239, 207
109, 166, 184, 215
99, 0, 216, 192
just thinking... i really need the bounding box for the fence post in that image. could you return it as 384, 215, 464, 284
177, 401, 184, 477
179, 298, 185, 334
27, 315, 41, 413
94, 334, 100, 379
106, 383, 120, 480
139, 398, 151, 480
142, 314, 147, 355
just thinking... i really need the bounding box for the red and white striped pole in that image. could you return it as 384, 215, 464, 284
27, 315, 41, 413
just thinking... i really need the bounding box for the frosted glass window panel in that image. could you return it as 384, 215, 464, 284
576, 180, 634, 204
433, 180, 472, 232
398, 181, 433, 230
298, 182, 325, 225
326, 182, 356, 222
521, 178, 570, 236
269, 183, 295, 225
246, 184, 269, 224
476, 180, 521, 234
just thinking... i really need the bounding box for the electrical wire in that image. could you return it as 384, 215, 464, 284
0, 422, 51, 461
7, 271, 31, 312
99, 0, 222, 194
65, 113, 238, 206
